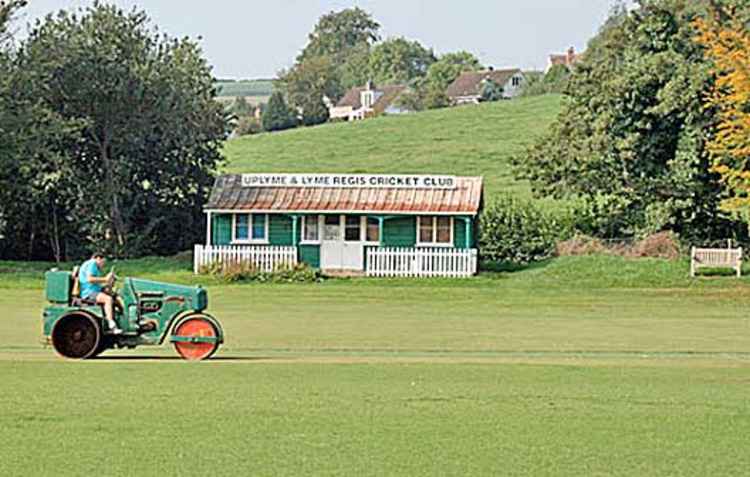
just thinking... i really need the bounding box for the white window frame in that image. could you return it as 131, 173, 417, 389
416, 216, 454, 247
300, 215, 322, 244
231, 213, 269, 244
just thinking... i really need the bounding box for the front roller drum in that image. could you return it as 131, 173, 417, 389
172, 317, 220, 361
51, 314, 101, 359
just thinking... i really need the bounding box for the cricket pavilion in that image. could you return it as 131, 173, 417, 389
194, 173, 483, 278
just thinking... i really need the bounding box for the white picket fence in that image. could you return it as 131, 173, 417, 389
366, 247, 478, 278
193, 244, 297, 274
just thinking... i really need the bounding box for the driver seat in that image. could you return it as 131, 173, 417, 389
70, 266, 97, 307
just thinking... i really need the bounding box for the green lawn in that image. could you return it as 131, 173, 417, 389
1, 255, 749, 475
222, 95, 563, 201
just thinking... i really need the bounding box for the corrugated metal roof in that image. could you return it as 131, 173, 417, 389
205, 174, 484, 215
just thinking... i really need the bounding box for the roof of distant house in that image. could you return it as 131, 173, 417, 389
335, 84, 407, 113
445, 69, 522, 99
548, 46, 584, 68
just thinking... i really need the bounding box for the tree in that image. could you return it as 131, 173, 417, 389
0, 0, 84, 261
17, 3, 228, 258
694, 2, 750, 225
368, 37, 436, 85
280, 56, 337, 126
417, 51, 482, 109
480, 79, 504, 102
291, 8, 381, 104
425, 51, 482, 91
262, 91, 298, 132
298, 7, 380, 65
514, 0, 745, 242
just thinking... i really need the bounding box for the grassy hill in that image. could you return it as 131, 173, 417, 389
222, 94, 562, 201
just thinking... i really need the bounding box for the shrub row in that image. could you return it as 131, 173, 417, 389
200, 262, 323, 283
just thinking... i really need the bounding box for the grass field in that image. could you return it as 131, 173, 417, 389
222, 95, 563, 201
2, 255, 749, 476
215, 78, 274, 97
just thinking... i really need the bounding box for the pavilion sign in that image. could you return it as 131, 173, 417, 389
241, 174, 457, 190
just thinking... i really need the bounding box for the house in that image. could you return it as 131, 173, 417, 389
195, 173, 483, 278
547, 46, 583, 72
329, 81, 409, 121
445, 68, 525, 105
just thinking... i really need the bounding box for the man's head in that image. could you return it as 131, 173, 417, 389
91, 252, 106, 269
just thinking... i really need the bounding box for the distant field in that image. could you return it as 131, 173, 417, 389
1, 254, 750, 476
215, 79, 274, 97
222, 95, 563, 202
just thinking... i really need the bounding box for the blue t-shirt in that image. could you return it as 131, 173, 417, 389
79, 259, 103, 299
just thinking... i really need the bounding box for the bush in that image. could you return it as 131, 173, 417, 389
557, 232, 682, 260
235, 116, 262, 136
479, 196, 565, 264
199, 261, 322, 283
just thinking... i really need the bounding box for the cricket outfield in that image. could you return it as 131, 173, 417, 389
1, 255, 749, 476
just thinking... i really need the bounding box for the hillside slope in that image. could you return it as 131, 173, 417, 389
222, 94, 562, 200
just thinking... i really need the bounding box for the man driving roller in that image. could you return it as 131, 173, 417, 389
79, 252, 122, 334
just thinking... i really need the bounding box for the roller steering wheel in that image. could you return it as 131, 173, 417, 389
103, 267, 117, 294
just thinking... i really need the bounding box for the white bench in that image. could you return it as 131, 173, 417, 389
690, 247, 743, 277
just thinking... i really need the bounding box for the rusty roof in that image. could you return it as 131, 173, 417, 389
205, 174, 483, 216
445, 69, 521, 99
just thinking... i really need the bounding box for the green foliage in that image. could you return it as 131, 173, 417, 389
229, 96, 254, 117
405, 51, 483, 110
425, 51, 482, 91
296, 7, 380, 97
479, 196, 566, 264
521, 65, 570, 97
200, 261, 322, 283
280, 56, 336, 126
515, 0, 744, 242
298, 7, 380, 64
8, 3, 228, 260
368, 37, 436, 85
234, 116, 262, 136
261, 91, 298, 132
480, 79, 504, 102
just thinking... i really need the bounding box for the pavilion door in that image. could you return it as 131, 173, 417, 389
320, 215, 364, 270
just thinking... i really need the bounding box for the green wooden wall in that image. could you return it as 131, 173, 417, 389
299, 245, 320, 268
269, 214, 294, 246
211, 214, 232, 245
211, 213, 476, 251
381, 217, 416, 247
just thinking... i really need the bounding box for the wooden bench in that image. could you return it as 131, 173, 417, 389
690, 247, 743, 277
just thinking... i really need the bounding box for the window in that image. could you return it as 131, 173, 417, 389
366, 217, 380, 243
235, 214, 249, 240
233, 213, 267, 242
512, 76, 522, 87
417, 216, 453, 246
436, 216, 451, 243
252, 214, 265, 240
345, 215, 361, 241
303, 215, 320, 242
323, 215, 340, 240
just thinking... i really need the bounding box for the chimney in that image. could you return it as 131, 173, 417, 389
567, 46, 575, 64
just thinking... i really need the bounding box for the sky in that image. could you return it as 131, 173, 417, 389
14, 0, 623, 79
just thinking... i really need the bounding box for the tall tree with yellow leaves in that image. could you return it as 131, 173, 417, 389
695, 3, 750, 224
